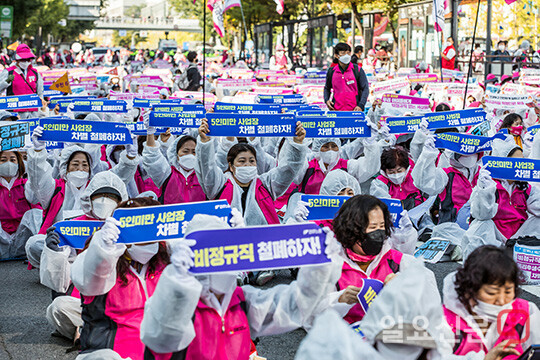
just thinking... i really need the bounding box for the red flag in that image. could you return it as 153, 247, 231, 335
107, 67, 118, 75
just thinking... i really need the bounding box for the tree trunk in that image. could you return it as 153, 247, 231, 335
388, 16, 398, 45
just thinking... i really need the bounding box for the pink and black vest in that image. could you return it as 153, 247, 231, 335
331, 63, 359, 111
376, 171, 426, 211
134, 167, 162, 198
493, 181, 530, 239
39, 179, 67, 235
337, 249, 403, 324
299, 158, 348, 195
0, 178, 34, 234
444, 298, 529, 358
144, 287, 252, 360
6, 65, 39, 112
158, 167, 205, 205
218, 178, 280, 225
436, 167, 479, 224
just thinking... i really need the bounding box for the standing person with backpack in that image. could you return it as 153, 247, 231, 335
178, 51, 201, 92
324, 42, 369, 112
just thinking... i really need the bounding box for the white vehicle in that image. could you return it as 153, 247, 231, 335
158, 39, 177, 53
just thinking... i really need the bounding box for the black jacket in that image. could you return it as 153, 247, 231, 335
186, 63, 202, 91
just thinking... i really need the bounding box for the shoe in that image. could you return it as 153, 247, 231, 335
255, 270, 274, 286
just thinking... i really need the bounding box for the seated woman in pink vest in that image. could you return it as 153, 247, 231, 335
370, 146, 426, 211
317, 195, 418, 325
297, 137, 381, 195
71, 197, 170, 360
470, 138, 540, 241
40, 171, 128, 344
0, 150, 42, 260
412, 133, 482, 225
142, 133, 205, 204
139, 214, 343, 360
443, 245, 540, 358
25, 127, 138, 268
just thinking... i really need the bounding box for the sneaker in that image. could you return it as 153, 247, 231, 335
237, 272, 249, 286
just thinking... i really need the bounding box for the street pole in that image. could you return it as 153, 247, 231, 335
486, 0, 492, 82
463, 0, 481, 109
203, 0, 206, 106
351, 11, 355, 49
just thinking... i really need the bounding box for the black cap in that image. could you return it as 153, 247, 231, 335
91, 186, 122, 201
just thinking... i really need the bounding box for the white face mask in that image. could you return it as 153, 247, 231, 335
339, 54, 351, 64
178, 154, 196, 170
18, 61, 30, 70
234, 165, 257, 184
457, 154, 478, 169
499, 45, 506, 51
0, 162, 18, 178
320, 149, 339, 165
473, 300, 511, 323
128, 242, 159, 265
66, 170, 89, 189
387, 169, 408, 185
91, 196, 118, 220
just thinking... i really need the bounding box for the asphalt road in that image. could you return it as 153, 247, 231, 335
0, 261, 538, 360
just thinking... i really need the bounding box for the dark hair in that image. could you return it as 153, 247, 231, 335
333, 195, 394, 250
226, 143, 256, 170
454, 245, 520, 313
67, 151, 91, 173
137, 135, 146, 156
334, 42, 351, 54
380, 146, 410, 171
176, 135, 196, 154
0, 150, 25, 178
187, 51, 197, 62
500, 113, 523, 129
83, 197, 170, 286
354, 45, 364, 54
435, 103, 451, 112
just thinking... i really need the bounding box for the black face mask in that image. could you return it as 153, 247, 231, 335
361, 229, 386, 255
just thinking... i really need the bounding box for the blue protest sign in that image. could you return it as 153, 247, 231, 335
46, 141, 64, 150
282, 104, 321, 113
297, 111, 366, 119
386, 108, 486, 134
214, 102, 282, 114
0, 95, 42, 110
47, 96, 96, 109
112, 200, 232, 244
0, 121, 29, 151
301, 195, 402, 226
303, 71, 326, 78
434, 132, 505, 154
528, 125, 540, 137
350, 322, 366, 338
20, 117, 70, 133
483, 156, 540, 182
133, 98, 182, 108
149, 112, 204, 128
57, 99, 128, 113
38, 118, 131, 145
257, 94, 306, 104
55, 220, 103, 249
206, 113, 296, 137
187, 223, 329, 274
151, 104, 205, 113
414, 238, 450, 263
300, 117, 370, 138
125, 121, 184, 136
357, 278, 384, 312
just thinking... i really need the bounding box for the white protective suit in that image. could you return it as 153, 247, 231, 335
40, 171, 128, 340
25, 144, 136, 267
443, 272, 540, 357
194, 136, 308, 225
140, 214, 344, 354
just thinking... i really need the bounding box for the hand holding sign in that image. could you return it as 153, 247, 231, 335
170, 239, 196, 275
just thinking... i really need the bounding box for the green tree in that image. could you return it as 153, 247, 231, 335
3, 0, 42, 39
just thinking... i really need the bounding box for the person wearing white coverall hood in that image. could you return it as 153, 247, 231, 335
139, 214, 344, 359
25, 126, 139, 268
296, 260, 521, 360
40, 171, 129, 342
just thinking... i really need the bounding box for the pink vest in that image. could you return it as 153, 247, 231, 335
0, 178, 33, 234
444, 298, 529, 358
39, 179, 66, 235
275, 182, 298, 215
6, 65, 39, 112
159, 167, 206, 205
134, 167, 161, 198
300, 158, 348, 195
80, 261, 167, 360
376, 170, 425, 210
438, 167, 479, 224
332, 63, 358, 111
493, 181, 530, 239
337, 249, 403, 324
219, 178, 280, 225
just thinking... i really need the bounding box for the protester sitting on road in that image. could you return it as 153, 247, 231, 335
443, 245, 540, 357
40, 171, 128, 344
139, 213, 343, 359
317, 195, 417, 325
70, 197, 169, 360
